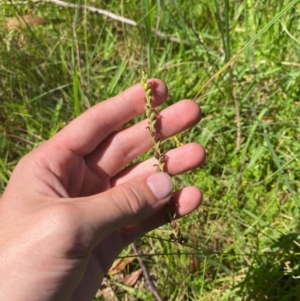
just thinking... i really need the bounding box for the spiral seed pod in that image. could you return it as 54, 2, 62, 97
140, 71, 186, 245
140, 71, 165, 172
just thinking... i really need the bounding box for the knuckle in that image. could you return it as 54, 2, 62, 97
113, 183, 146, 217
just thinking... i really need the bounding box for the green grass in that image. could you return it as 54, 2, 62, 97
1, 0, 300, 300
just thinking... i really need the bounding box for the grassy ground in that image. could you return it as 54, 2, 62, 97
1, 0, 300, 300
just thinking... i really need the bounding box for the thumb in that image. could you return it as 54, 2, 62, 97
76, 171, 173, 240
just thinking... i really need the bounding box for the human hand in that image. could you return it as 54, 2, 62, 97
0, 79, 205, 301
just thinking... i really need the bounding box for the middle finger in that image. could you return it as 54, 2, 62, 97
86, 99, 201, 178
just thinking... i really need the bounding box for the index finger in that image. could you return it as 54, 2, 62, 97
47, 79, 168, 156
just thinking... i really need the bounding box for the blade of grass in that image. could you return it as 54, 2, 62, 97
261, 129, 299, 210
194, 0, 300, 100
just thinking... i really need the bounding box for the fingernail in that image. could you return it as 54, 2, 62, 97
146, 172, 173, 201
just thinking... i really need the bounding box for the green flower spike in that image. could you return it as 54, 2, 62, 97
141, 71, 165, 172
140, 71, 187, 246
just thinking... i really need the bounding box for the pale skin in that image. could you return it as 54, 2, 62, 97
0, 79, 206, 301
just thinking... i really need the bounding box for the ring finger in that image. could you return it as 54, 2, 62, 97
110, 143, 206, 187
